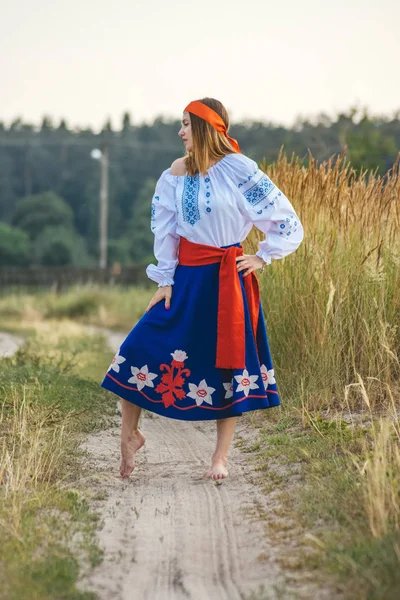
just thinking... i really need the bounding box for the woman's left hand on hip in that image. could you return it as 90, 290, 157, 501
236, 254, 265, 277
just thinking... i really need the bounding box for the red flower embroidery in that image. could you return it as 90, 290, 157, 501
155, 350, 191, 408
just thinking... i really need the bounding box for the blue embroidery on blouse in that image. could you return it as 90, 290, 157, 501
204, 176, 212, 212
182, 174, 200, 226
151, 203, 156, 221
277, 214, 297, 235
243, 174, 276, 207
238, 169, 257, 188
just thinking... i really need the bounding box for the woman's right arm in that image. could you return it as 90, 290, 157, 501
145, 169, 180, 310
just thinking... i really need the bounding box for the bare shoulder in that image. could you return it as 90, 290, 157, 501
170, 157, 187, 176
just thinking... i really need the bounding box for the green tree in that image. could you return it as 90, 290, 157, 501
128, 178, 157, 263
346, 117, 398, 174
34, 226, 90, 267
108, 238, 132, 265
13, 191, 74, 239
0, 222, 31, 266
40, 116, 54, 132
121, 111, 133, 134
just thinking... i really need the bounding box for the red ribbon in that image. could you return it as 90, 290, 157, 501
178, 237, 259, 370
184, 101, 241, 153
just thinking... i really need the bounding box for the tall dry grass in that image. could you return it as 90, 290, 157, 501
0, 326, 116, 598
362, 419, 400, 539
0, 386, 66, 536
245, 149, 400, 411
243, 150, 400, 596
345, 375, 400, 540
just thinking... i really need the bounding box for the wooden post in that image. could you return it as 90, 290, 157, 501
99, 144, 109, 269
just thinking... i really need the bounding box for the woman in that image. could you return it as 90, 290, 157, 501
101, 98, 304, 481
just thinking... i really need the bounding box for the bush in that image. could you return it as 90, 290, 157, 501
13, 191, 74, 240
128, 178, 156, 262
34, 226, 90, 267
107, 238, 132, 266
0, 222, 31, 266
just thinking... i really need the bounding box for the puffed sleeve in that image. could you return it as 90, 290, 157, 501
146, 169, 180, 286
229, 154, 304, 266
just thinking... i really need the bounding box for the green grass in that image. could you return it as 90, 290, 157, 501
0, 284, 153, 331
0, 325, 116, 600
244, 411, 400, 599
0, 335, 114, 429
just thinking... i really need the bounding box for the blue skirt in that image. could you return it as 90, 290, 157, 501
100, 243, 280, 420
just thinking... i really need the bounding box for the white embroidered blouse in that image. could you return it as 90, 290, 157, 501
146, 152, 304, 287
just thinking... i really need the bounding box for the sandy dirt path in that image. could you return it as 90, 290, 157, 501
78, 329, 339, 600
81, 413, 288, 600
0, 332, 24, 357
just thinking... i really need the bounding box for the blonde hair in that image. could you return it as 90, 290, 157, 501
184, 98, 239, 177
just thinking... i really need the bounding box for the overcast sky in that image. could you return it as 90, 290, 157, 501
2, 0, 399, 130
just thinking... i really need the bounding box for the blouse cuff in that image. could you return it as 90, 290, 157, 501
146, 264, 176, 287
256, 249, 272, 266
158, 279, 174, 288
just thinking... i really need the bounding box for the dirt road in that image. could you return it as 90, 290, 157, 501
78, 330, 338, 600
0, 332, 23, 357
80, 414, 289, 600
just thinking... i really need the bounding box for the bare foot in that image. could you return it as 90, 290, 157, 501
202, 455, 228, 481
120, 429, 145, 478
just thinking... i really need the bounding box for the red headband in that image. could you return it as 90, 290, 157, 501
184, 101, 241, 153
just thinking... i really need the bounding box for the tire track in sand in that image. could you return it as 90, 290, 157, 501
80, 414, 281, 600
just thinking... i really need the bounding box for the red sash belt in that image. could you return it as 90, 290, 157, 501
178, 237, 260, 370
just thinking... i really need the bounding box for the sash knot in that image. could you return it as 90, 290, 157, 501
178, 237, 260, 369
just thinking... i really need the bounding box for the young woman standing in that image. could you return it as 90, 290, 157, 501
101, 98, 304, 481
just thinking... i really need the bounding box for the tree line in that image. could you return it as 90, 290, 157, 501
0, 107, 398, 267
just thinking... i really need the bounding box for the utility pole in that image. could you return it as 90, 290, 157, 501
99, 143, 109, 269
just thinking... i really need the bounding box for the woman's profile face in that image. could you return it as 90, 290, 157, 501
178, 112, 193, 151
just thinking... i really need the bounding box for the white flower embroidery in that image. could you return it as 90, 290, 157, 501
171, 350, 188, 363
187, 379, 215, 406
128, 365, 157, 391
223, 380, 234, 399
108, 351, 126, 373
260, 364, 276, 389
234, 369, 259, 397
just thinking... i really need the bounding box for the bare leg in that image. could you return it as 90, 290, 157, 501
203, 416, 238, 481
120, 399, 145, 478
